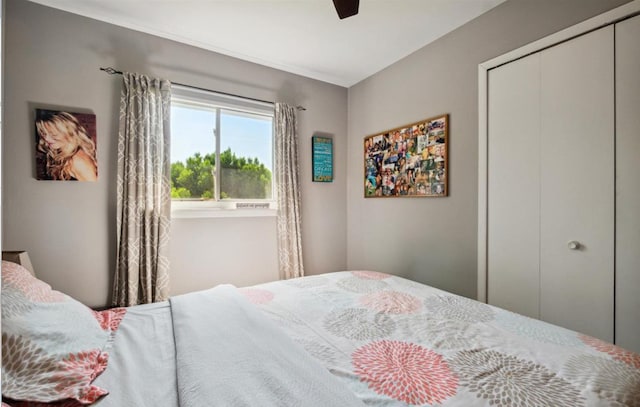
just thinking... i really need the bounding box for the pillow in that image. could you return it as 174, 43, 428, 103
1, 261, 126, 405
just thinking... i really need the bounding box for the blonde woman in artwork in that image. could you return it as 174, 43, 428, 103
36, 111, 97, 181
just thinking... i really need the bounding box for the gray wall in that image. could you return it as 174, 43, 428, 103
2, 0, 347, 307
346, 0, 631, 299
3, 0, 631, 308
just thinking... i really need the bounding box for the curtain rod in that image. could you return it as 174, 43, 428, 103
100, 67, 306, 111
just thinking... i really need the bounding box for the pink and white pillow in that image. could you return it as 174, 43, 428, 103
1, 261, 126, 405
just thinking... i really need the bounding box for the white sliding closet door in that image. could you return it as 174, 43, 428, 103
539, 27, 614, 342
487, 26, 614, 342
615, 14, 640, 353
487, 55, 540, 319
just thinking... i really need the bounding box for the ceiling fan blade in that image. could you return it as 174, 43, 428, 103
332, 0, 359, 19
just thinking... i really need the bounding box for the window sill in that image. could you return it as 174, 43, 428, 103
171, 207, 277, 219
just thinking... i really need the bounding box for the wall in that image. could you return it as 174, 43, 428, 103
346, 0, 631, 299
4, 0, 632, 308
2, 0, 348, 307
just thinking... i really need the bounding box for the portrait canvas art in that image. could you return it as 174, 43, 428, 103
364, 114, 448, 198
35, 109, 98, 181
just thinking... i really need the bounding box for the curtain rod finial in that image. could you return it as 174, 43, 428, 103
100, 67, 122, 75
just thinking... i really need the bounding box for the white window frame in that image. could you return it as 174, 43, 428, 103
170, 85, 277, 218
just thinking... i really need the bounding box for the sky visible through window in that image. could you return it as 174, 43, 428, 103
171, 105, 273, 171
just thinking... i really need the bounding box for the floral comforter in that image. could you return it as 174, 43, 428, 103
240, 271, 640, 407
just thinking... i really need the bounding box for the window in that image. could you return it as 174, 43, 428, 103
170, 85, 276, 217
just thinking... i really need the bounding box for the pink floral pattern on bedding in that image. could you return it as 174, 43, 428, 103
1, 332, 108, 404
247, 271, 640, 406
2, 262, 65, 303
238, 288, 275, 305
1, 261, 126, 406
350, 270, 391, 280
92, 308, 127, 331
360, 291, 421, 314
580, 334, 640, 369
353, 340, 458, 405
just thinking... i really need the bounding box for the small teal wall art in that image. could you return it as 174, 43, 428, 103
312, 135, 333, 182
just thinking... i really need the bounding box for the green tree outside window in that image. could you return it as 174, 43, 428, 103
171, 148, 272, 200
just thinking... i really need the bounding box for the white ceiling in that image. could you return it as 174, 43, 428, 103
28, 0, 506, 87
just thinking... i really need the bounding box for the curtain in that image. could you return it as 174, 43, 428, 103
275, 103, 304, 279
113, 72, 172, 307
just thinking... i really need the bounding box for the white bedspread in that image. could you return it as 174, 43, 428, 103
93, 301, 178, 407
169, 284, 366, 407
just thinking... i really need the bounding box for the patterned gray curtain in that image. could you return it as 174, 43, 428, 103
113, 72, 171, 306
275, 103, 304, 279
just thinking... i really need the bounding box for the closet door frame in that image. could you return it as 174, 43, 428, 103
477, 0, 640, 303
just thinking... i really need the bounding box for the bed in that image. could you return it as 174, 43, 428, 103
2, 263, 639, 406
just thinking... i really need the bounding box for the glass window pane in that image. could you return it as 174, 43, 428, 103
219, 110, 273, 200
170, 105, 216, 200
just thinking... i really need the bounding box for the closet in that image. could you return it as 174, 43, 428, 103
479, 7, 639, 352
